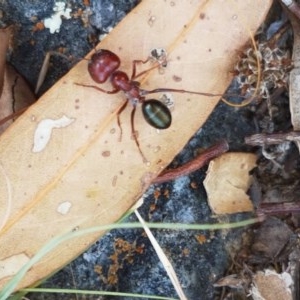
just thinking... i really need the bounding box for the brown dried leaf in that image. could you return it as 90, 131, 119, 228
251, 217, 293, 260
204, 153, 257, 214
251, 269, 293, 300
0, 27, 36, 133
0, 64, 36, 133
0, 27, 10, 95
214, 274, 244, 289
0, 0, 271, 290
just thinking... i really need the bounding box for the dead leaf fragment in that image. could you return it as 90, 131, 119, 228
0, 64, 36, 134
214, 274, 244, 289
251, 217, 293, 261
0, 27, 35, 134
251, 269, 293, 300
0, 27, 11, 95
204, 153, 257, 214
289, 12, 300, 151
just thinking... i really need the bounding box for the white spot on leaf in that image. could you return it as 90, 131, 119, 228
0, 253, 30, 279
32, 115, 75, 153
57, 201, 72, 215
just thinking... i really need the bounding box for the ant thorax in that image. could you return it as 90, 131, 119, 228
126, 95, 140, 107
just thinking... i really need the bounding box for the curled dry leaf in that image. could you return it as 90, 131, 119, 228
203, 153, 257, 214
0, 0, 272, 291
0, 65, 36, 133
0, 27, 36, 134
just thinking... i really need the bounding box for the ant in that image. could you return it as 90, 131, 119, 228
75, 49, 226, 162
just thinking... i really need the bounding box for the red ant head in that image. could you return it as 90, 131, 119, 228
88, 49, 120, 84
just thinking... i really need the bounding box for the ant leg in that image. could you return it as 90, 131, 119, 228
131, 57, 164, 81
141, 87, 224, 98
141, 88, 247, 100
130, 105, 147, 163
131, 49, 168, 80
116, 99, 129, 141
131, 58, 150, 79
131, 57, 167, 80
132, 64, 162, 81
74, 83, 119, 94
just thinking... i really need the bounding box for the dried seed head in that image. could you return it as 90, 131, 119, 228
234, 42, 291, 100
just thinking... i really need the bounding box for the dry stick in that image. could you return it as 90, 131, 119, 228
154, 140, 229, 184
245, 131, 300, 146
281, 0, 300, 20
0, 107, 28, 127
257, 202, 300, 216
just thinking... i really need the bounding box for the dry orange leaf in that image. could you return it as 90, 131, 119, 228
0, 0, 271, 291
204, 153, 257, 214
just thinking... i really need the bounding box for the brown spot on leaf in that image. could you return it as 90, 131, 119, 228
102, 151, 110, 157
112, 175, 117, 187
199, 13, 205, 19
173, 75, 182, 82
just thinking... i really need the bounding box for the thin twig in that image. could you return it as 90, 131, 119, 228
0, 106, 28, 127
154, 140, 229, 184
257, 202, 300, 216
245, 131, 300, 146
281, 0, 300, 20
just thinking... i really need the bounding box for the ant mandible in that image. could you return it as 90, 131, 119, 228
75, 49, 224, 162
